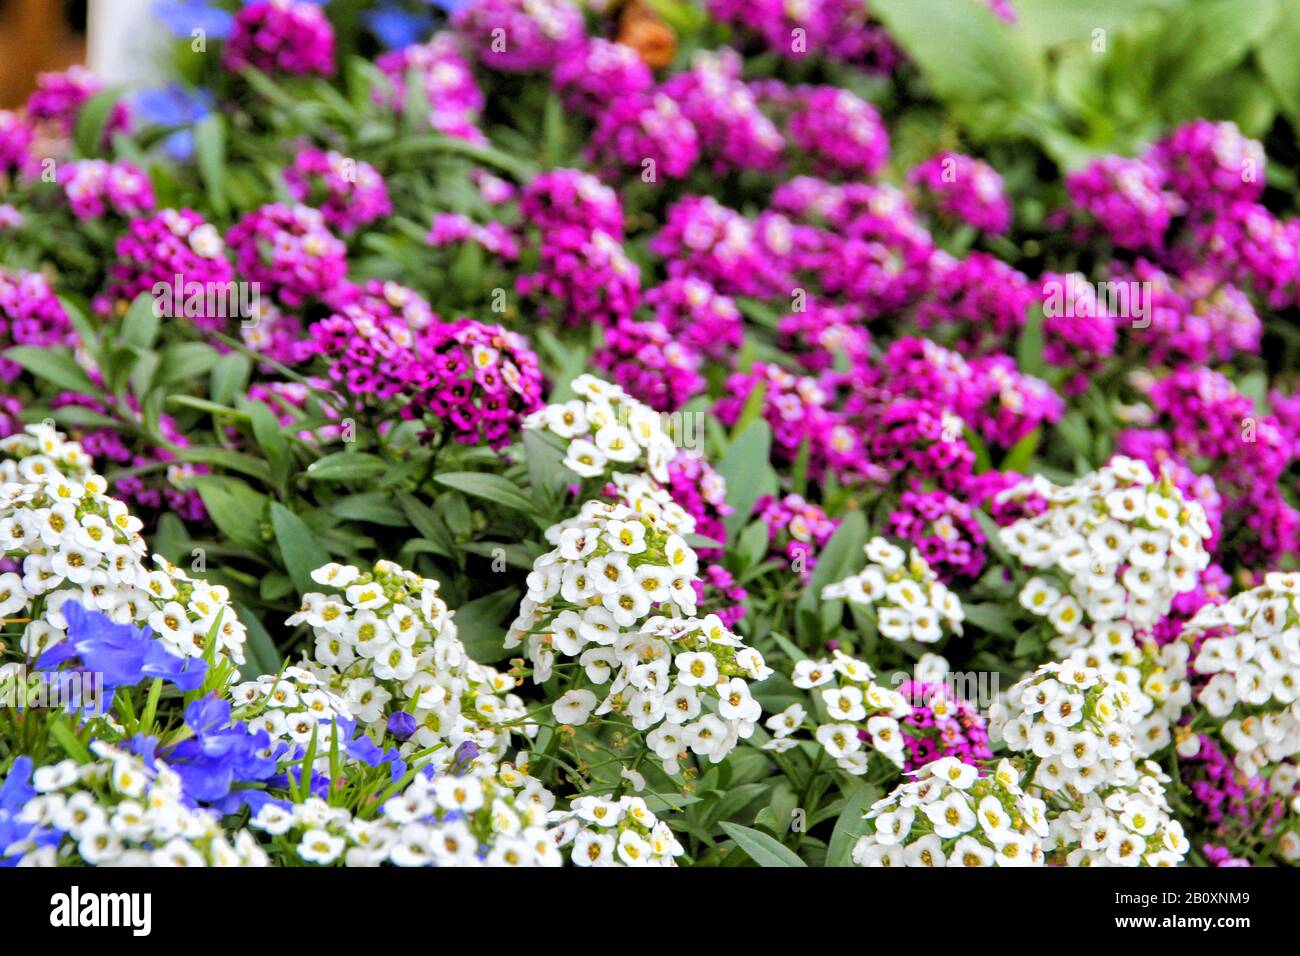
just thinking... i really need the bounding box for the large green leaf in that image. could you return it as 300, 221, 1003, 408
719, 420, 773, 542
270, 503, 331, 596
718, 822, 807, 867
434, 472, 539, 516
871, 0, 1045, 107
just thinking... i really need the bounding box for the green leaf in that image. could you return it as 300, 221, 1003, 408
718, 822, 807, 867
719, 420, 772, 541
3, 346, 99, 394
193, 475, 267, 549
194, 113, 228, 215
434, 472, 539, 516
871, 0, 1045, 107
211, 352, 252, 406
177, 447, 273, 484
247, 400, 290, 483
120, 292, 161, 352
455, 587, 521, 664
270, 503, 331, 597
1258, 0, 1300, 125
305, 453, 391, 482
1000, 429, 1040, 474
1016, 305, 1047, 378
74, 87, 121, 156
234, 600, 282, 680
826, 782, 877, 867
154, 342, 220, 388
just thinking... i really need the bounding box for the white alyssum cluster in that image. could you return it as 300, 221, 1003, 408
10, 742, 268, 866
550, 794, 685, 866
1179, 574, 1300, 779
999, 457, 1212, 650
230, 666, 358, 774
0, 421, 93, 483
507, 498, 771, 773
0, 425, 247, 668
821, 537, 964, 644
763, 649, 912, 772
251, 762, 561, 866
287, 560, 528, 761
524, 374, 678, 484
853, 758, 1048, 867
990, 661, 1187, 866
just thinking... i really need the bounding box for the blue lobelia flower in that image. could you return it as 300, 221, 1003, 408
162, 697, 282, 813
36, 602, 207, 697
132, 84, 214, 162
0, 757, 61, 865
152, 0, 234, 39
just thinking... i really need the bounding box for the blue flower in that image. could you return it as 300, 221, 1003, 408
386, 710, 417, 742
152, 0, 234, 39
364, 9, 435, 49
36, 603, 207, 697
0, 757, 60, 866
132, 84, 213, 162
162, 698, 281, 812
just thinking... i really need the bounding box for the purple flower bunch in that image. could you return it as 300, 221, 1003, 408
715, 362, 846, 477
643, 277, 744, 363
784, 86, 890, 179
660, 49, 785, 176
0, 269, 75, 384
427, 213, 520, 260
452, 0, 586, 73
585, 91, 700, 182
104, 209, 234, 331
0, 110, 32, 176
553, 38, 653, 118
666, 451, 732, 559
516, 224, 641, 327
403, 317, 546, 449
227, 203, 347, 308
897, 680, 993, 772
755, 493, 839, 579
283, 148, 391, 234
707, 0, 902, 75
887, 488, 987, 583
776, 302, 872, 377
908, 151, 1012, 234
58, 160, 155, 221
223, 0, 336, 77
967, 355, 1064, 448
913, 252, 1034, 353
1066, 156, 1183, 252
25, 66, 130, 140
650, 197, 798, 297
375, 34, 485, 141
520, 168, 624, 237
592, 318, 705, 413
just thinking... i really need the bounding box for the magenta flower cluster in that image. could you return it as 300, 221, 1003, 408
58, 160, 155, 221
0, 269, 75, 383
283, 148, 391, 234
908, 151, 1012, 234
592, 318, 705, 413
227, 203, 347, 308
896, 680, 993, 773
223, 1, 336, 77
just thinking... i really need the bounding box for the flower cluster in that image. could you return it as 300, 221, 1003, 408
764, 649, 912, 771
552, 794, 684, 866
223, 0, 336, 77
822, 538, 965, 644
507, 499, 771, 773
909, 151, 1012, 234
288, 560, 527, 761
227, 203, 347, 308
0, 269, 75, 384
1000, 457, 1213, 649
2, 744, 267, 866
57, 160, 154, 220
853, 759, 1048, 867
283, 148, 391, 234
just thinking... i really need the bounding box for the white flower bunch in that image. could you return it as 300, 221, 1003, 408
550, 794, 684, 866
287, 560, 527, 760
1178, 574, 1300, 779
852, 758, 1048, 867
8, 742, 268, 866
507, 500, 771, 772
1047, 761, 1189, 867
523, 374, 678, 483
999, 457, 1212, 650
251, 762, 561, 866
0, 451, 247, 668
990, 661, 1187, 866
821, 537, 964, 644
0, 422, 93, 483
762, 649, 912, 772
989, 660, 1142, 796
231, 666, 358, 774
1056, 639, 1192, 758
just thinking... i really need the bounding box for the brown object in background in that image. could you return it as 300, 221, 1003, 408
0, 0, 85, 108
617, 0, 676, 71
